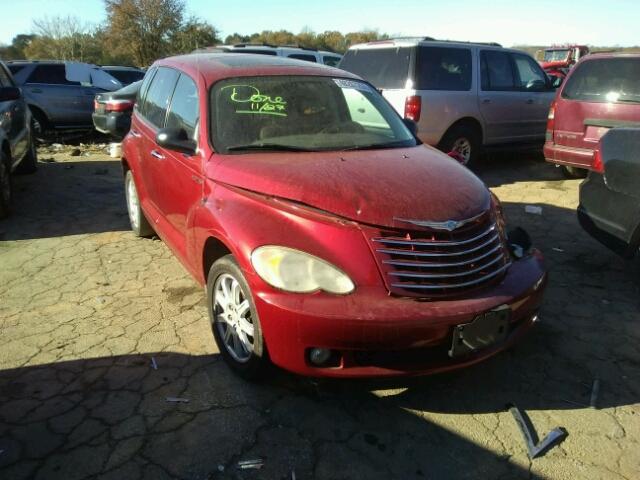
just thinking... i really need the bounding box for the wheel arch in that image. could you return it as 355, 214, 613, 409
202, 236, 233, 284
439, 117, 484, 147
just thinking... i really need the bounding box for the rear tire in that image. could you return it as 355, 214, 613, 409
561, 165, 588, 179
0, 151, 12, 219
29, 107, 49, 143
439, 124, 481, 168
124, 170, 154, 237
207, 255, 269, 380
15, 126, 38, 174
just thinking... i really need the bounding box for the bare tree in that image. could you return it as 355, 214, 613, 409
30, 15, 97, 61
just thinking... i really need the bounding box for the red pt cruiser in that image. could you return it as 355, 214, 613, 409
122, 54, 547, 378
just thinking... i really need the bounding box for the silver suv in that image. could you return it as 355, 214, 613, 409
339, 37, 556, 165
7, 61, 122, 135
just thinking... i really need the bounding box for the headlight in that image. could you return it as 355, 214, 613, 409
251, 246, 355, 294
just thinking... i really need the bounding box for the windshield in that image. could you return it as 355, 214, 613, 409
210, 76, 417, 153
562, 58, 640, 104
544, 49, 570, 62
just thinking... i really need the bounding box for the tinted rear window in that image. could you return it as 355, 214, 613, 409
7, 65, 25, 75
288, 54, 317, 63
562, 58, 640, 103
27, 65, 80, 85
105, 69, 145, 85
339, 47, 411, 89
415, 47, 472, 91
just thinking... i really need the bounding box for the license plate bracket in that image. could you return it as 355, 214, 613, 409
448, 305, 510, 358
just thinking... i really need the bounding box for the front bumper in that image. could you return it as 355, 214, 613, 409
251, 254, 546, 377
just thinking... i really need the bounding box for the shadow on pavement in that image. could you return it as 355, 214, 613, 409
0, 352, 555, 480
475, 149, 567, 187
0, 160, 129, 241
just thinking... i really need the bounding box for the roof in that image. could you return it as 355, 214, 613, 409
347, 37, 504, 50
580, 52, 640, 60
155, 53, 358, 85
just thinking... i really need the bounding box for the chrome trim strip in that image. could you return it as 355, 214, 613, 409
390, 262, 512, 290
376, 233, 500, 258
373, 224, 496, 247
383, 244, 504, 269
388, 255, 506, 279
393, 211, 486, 231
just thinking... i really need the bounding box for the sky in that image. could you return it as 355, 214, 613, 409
1, 0, 639, 47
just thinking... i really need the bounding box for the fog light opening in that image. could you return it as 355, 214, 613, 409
309, 348, 332, 366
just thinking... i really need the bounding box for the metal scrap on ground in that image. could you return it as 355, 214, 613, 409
237, 459, 264, 470
165, 397, 190, 403
508, 404, 567, 459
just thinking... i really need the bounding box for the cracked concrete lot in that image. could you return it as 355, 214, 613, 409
0, 147, 639, 480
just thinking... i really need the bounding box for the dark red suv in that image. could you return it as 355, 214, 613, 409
121, 54, 547, 378
544, 54, 640, 178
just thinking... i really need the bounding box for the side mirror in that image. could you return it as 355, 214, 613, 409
156, 128, 196, 155
599, 128, 640, 198
402, 118, 418, 136
549, 76, 563, 89
526, 79, 547, 91
0, 86, 22, 102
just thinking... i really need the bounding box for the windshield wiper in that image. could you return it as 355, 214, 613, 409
226, 143, 317, 152
339, 140, 413, 152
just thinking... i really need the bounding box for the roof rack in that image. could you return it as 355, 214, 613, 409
233, 43, 277, 49
281, 44, 318, 52
386, 37, 501, 47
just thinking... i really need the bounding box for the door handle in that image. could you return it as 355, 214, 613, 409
191, 175, 203, 185
150, 150, 165, 160
30, 88, 43, 94
525, 99, 534, 104
481, 98, 491, 104
129, 129, 141, 138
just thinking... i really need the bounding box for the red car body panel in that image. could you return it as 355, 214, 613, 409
122, 54, 547, 377
544, 54, 640, 170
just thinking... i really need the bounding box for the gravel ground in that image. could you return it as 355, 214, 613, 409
0, 146, 638, 480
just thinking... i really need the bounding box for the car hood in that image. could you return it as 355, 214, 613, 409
208, 145, 491, 229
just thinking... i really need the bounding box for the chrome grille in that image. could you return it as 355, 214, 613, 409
369, 211, 511, 298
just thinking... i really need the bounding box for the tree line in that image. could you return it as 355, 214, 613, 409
0, 0, 389, 67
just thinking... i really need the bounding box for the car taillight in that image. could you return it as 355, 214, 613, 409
545, 101, 555, 142
93, 99, 100, 110
105, 99, 134, 112
591, 148, 604, 173
404, 95, 421, 122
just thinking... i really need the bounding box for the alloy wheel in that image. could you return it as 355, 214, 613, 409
213, 273, 255, 363
452, 137, 472, 165
126, 176, 140, 231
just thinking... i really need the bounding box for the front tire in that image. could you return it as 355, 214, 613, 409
15, 126, 38, 174
124, 170, 154, 237
207, 255, 268, 380
439, 124, 481, 168
0, 151, 12, 219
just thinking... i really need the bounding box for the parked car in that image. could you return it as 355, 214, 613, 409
578, 128, 640, 258
544, 53, 640, 178
0, 61, 37, 218
339, 37, 556, 166
6, 60, 122, 134
100, 66, 145, 86
93, 80, 141, 139
121, 53, 546, 379
195, 43, 343, 66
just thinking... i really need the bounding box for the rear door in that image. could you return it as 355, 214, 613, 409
23, 64, 87, 126
554, 57, 640, 151
510, 52, 556, 141
478, 50, 523, 143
